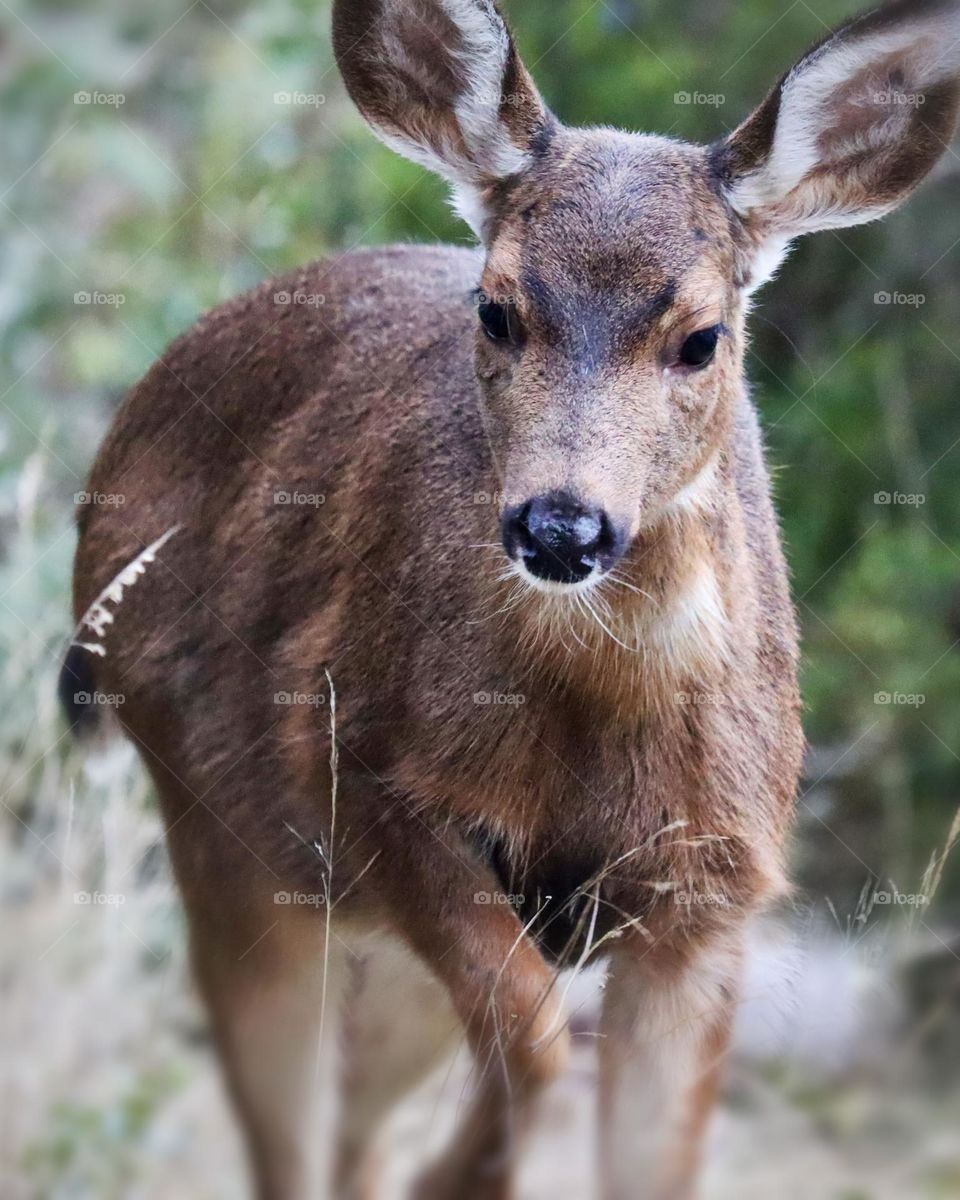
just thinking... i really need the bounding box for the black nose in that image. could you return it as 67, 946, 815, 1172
503, 493, 617, 585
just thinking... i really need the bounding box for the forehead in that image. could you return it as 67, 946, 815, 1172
488, 130, 736, 328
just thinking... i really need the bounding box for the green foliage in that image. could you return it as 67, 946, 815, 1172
22, 1068, 185, 1199
2, 0, 958, 918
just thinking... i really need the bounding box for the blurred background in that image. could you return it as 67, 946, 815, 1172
2, 0, 959, 1196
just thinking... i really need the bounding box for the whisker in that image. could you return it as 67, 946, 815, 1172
606, 572, 660, 607
465, 580, 527, 625
580, 593, 642, 653
588, 587, 614, 622
566, 602, 590, 650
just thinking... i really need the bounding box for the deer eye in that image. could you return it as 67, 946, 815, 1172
478, 295, 521, 345
677, 325, 721, 369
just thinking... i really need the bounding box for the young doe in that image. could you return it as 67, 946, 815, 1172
63, 1, 960, 1197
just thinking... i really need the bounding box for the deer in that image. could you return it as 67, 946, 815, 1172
61, 0, 960, 1197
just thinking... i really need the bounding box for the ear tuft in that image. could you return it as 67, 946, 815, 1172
717, 0, 960, 290
333, 0, 549, 239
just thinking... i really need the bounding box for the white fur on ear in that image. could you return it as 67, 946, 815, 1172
450, 182, 493, 239
361, 0, 539, 239
439, 0, 533, 179
742, 233, 795, 296
726, 1, 960, 286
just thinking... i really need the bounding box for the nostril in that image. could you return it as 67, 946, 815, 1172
515, 500, 534, 543
503, 501, 535, 559
592, 509, 616, 557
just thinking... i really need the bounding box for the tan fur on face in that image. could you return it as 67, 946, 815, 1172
476, 130, 746, 553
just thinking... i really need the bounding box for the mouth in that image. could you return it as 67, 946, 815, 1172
507, 557, 604, 596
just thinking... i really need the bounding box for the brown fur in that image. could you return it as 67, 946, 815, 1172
65, 2, 960, 1197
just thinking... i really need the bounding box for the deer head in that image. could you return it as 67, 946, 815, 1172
334, 0, 960, 591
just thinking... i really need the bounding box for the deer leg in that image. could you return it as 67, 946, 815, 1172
163, 799, 345, 1200
597, 933, 742, 1200
405, 921, 568, 1200
349, 806, 570, 1200
333, 931, 461, 1200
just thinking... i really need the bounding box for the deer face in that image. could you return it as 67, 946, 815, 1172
475, 130, 744, 589
334, 0, 960, 592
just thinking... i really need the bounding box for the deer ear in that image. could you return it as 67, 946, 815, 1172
332, 0, 550, 240
715, 0, 960, 291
